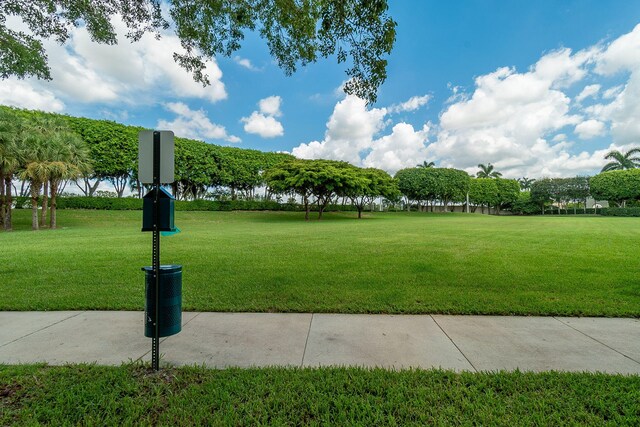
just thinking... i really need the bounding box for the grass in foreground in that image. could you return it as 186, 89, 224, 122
1, 364, 639, 425
2, 209, 640, 316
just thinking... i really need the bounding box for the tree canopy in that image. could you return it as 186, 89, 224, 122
1, 0, 396, 103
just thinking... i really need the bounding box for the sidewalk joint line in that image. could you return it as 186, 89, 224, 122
301, 313, 314, 368
430, 315, 478, 372
553, 317, 640, 365
0, 311, 85, 349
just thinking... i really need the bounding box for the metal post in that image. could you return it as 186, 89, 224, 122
152, 131, 161, 371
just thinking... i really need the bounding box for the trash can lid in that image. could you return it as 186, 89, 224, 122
141, 265, 182, 272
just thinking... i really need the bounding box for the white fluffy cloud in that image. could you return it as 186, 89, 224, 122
157, 102, 240, 143
241, 112, 284, 138
234, 56, 257, 71
426, 51, 590, 177
293, 25, 640, 178
241, 96, 284, 138
4, 14, 227, 108
0, 79, 65, 112
587, 24, 640, 145
293, 95, 431, 173
574, 119, 606, 139
258, 96, 282, 116
388, 95, 431, 113
423, 33, 640, 177
576, 84, 601, 102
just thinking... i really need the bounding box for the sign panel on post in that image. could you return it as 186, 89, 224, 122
138, 130, 175, 184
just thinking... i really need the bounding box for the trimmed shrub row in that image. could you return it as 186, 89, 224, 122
600, 207, 640, 217
27, 197, 359, 212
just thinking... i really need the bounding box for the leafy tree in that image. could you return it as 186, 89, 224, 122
530, 178, 557, 214
265, 159, 316, 220
395, 167, 430, 211
172, 138, 222, 200
2, 0, 396, 103
476, 163, 502, 179
601, 148, 640, 172
432, 168, 470, 211
510, 191, 541, 215
468, 178, 497, 214
65, 117, 139, 197
341, 167, 397, 219
590, 169, 640, 207
494, 178, 520, 214
564, 176, 590, 214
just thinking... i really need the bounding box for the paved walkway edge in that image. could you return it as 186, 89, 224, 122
1, 312, 639, 374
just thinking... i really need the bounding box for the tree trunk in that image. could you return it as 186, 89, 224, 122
31, 182, 40, 230
50, 180, 58, 229
304, 196, 309, 221
4, 176, 12, 231
40, 180, 48, 228
358, 208, 363, 219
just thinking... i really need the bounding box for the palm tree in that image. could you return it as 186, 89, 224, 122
518, 177, 535, 191
47, 133, 92, 229
17, 135, 50, 230
0, 109, 23, 231
417, 161, 435, 168
601, 148, 640, 172
476, 163, 502, 178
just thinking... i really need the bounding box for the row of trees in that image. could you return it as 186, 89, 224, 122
0, 109, 92, 231
0, 106, 300, 230
65, 114, 295, 201
265, 159, 397, 220
530, 177, 591, 214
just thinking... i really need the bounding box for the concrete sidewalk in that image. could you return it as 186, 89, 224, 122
1, 312, 639, 374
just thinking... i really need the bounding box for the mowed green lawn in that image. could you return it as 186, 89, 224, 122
2, 209, 639, 316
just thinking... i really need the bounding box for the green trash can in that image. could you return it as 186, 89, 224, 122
142, 265, 182, 338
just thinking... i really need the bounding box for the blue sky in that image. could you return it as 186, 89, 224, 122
3, 1, 640, 178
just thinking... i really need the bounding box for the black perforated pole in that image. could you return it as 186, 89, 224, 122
152, 131, 161, 371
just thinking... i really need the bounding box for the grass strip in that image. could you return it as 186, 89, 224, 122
1, 364, 639, 425
3, 210, 640, 316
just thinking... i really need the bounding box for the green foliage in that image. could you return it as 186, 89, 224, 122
53, 196, 357, 213
510, 192, 541, 215
66, 116, 140, 197
265, 158, 360, 219
600, 207, 640, 217
395, 167, 469, 208
529, 177, 592, 213
495, 178, 520, 210
590, 169, 640, 205
469, 178, 498, 208
2, 1, 396, 103
56, 197, 142, 210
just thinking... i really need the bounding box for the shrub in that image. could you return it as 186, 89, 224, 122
600, 207, 640, 217
56, 197, 142, 210
53, 197, 360, 212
